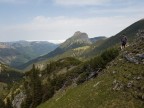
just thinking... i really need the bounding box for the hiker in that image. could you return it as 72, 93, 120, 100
121, 34, 127, 49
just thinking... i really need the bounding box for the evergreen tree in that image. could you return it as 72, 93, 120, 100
31, 64, 42, 108
0, 98, 5, 108
42, 81, 54, 102
5, 98, 13, 108
21, 82, 32, 108
46, 64, 51, 75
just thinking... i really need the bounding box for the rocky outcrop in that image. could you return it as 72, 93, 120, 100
112, 80, 124, 91
137, 29, 144, 40
124, 52, 144, 64
136, 54, 144, 59
12, 92, 26, 108
124, 53, 139, 64
60, 31, 92, 50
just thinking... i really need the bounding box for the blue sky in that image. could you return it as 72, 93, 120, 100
0, 0, 144, 43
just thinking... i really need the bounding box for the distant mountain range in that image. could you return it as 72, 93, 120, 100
0, 41, 58, 68
18, 32, 106, 70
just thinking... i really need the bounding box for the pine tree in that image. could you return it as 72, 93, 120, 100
21, 81, 32, 108
5, 98, 13, 108
46, 64, 51, 75
31, 64, 42, 108
0, 98, 5, 108
42, 81, 54, 102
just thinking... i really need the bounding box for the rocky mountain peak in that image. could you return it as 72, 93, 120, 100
73, 31, 81, 36
60, 31, 91, 49
73, 31, 88, 39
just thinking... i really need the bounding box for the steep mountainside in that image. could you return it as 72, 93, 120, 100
0, 63, 23, 99
12, 46, 119, 108
0, 41, 58, 68
88, 19, 144, 55
38, 32, 144, 108
0, 63, 23, 83
90, 36, 106, 43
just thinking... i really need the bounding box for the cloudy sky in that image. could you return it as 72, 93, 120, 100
0, 0, 144, 43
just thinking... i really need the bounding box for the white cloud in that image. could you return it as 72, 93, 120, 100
0, 0, 44, 3
54, 0, 135, 6
0, 15, 142, 42
90, 7, 144, 14
27, 39, 65, 44
0, 0, 15, 2
54, 0, 112, 5
47, 40, 65, 44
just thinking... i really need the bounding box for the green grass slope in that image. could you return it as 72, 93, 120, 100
38, 37, 144, 108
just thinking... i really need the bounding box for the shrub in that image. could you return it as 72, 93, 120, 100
76, 72, 89, 85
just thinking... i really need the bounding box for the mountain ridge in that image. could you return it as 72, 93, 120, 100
18, 32, 105, 70
18, 18, 144, 70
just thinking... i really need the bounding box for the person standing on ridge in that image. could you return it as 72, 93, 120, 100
121, 34, 127, 50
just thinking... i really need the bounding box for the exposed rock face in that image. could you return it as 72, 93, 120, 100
12, 92, 26, 108
137, 29, 144, 40
60, 31, 92, 50
124, 53, 139, 64
124, 52, 144, 64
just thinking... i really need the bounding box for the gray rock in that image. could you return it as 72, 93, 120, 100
117, 84, 123, 91
127, 81, 133, 88
124, 54, 139, 64
88, 71, 98, 79
133, 76, 142, 80
112, 79, 117, 85
142, 95, 144, 100
136, 76, 142, 80
113, 82, 123, 91
113, 83, 119, 90
112, 71, 116, 74
136, 54, 144, 59
12, 92, 26, 108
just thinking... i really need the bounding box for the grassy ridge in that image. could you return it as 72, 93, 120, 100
38, 62, 144, 108
38, 39, 144, 108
